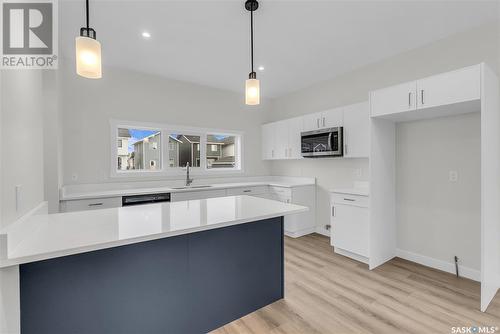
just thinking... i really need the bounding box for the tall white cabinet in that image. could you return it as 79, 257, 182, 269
368, 63, 499, 312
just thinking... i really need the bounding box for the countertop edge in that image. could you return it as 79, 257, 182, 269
0, 206, 308, 268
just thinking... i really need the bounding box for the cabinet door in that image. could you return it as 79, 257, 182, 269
302, 112, 322, 131
370, 81, 417, 117
332, 204, 369, 257
416, 65, 480, 110
343, 102, 369, 158
274, 120, 289, 159
322, 107, 343, 128
261, 123, 275, 160
287, 117, 303, 159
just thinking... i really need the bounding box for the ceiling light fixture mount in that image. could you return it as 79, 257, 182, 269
75, 0, 102, 79
245, 0, 260, 106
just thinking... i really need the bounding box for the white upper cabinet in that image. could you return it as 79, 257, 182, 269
343, 102, 369, 158
416, 65, 480, 109
302, 111, 323, 131
262, 118, 303, 160
303, 108, 343, 131
370, 65, 481, 119
261, 123, 275, 160
323, 107, 344, 128
287, 117, 303, 159
370, 81, 417, 117
263, 102, 369, 161
274, 120, 289, 160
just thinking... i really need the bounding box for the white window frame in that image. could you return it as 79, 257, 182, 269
110, 119, 244, 178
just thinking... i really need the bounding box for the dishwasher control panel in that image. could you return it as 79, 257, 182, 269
122, 193, 171, 206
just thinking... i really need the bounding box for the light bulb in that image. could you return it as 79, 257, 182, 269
75, 36, 102, 79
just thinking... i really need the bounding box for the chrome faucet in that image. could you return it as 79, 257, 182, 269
185, 162, 193, 187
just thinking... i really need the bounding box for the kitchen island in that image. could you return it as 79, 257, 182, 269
0, 195, 307, 334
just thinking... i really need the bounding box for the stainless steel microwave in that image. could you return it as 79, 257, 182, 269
301, 127, 343, 157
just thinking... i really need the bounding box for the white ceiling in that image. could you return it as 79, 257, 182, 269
59, 1, 499, 98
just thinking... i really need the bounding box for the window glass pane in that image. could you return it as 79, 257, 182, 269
117, 128, 161, 171
169, 134, 200, 167
206, 134, 236, 169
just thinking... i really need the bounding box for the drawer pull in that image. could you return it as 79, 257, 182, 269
343, 198, 355, 202
88, 203, 104, 207
243, 190, 252, 193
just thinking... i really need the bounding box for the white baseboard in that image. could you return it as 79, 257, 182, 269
285, 226, 316, 238
334, 247, 369, 264
314, 227, 329, 237
396, 248, 480, 282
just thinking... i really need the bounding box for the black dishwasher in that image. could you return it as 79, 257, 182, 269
122, 193, 171, 206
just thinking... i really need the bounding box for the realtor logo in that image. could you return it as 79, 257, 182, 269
1, 0, 58, 69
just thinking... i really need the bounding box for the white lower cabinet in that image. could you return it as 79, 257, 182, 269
270, 185, 316, 238
330, 192, 369, 263
61, 197, 122, 212
171, 189, 226, 202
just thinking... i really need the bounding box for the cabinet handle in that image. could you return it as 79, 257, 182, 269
243, 190, 251, 193
344, 144, 348, 155
343, 198, 355, 202
317, 118, 320, 128
88, 203, 103, 207
408, 92, 411, 107
271, 149, 274, 158
331, 206, 335, 217
421, 90, 424, 105
322, 117, 325, 127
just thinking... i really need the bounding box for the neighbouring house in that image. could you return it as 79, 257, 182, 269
130, 132, 161, 170
167, 134, 235, 168
117, 128, 131, 170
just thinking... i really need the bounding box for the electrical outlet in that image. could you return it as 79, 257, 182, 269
449, 170, 458, 182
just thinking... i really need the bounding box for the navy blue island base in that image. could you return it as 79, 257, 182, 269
20, 217, 284, 334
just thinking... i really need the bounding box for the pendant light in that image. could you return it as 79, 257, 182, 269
75, 0, 102, 79
245, 0, 260, 105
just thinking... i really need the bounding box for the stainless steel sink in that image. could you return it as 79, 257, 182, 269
171, 185, 213, 190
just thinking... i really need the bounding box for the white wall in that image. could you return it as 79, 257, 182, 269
396, 112, 481, 271
268, 22, 498, 236
58, 62, 271, 185
1, 71, 45, 229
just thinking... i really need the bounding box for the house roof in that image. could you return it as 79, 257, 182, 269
118, 128, 131, 138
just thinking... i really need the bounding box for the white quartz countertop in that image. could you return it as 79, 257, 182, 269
0, 196, 307, 268
60, 177, 316, 201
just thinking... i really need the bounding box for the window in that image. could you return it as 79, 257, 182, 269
206, 134, 236, 169
169, 134, 200, 168
116, 128, 161, 171
112, 122, 242, 176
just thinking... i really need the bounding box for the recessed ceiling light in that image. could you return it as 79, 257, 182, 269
142, 31, 151, 39
258, 66, 265, 71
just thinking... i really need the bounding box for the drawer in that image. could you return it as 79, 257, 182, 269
62, 197, 122, 212
331, 193, 369, 207
171, 189, 226, 202
226, 186, 268, 196
269, 186, 291, 197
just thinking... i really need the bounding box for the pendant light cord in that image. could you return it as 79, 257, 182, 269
250, 7, 254, 73
86, 0, 89, 31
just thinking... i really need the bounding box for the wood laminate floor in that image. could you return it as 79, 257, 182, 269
212, 233, 500, 334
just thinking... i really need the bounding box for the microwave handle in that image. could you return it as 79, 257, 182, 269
328, 132, 333, 151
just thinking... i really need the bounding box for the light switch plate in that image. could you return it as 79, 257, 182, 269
449, 170, 458, 182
